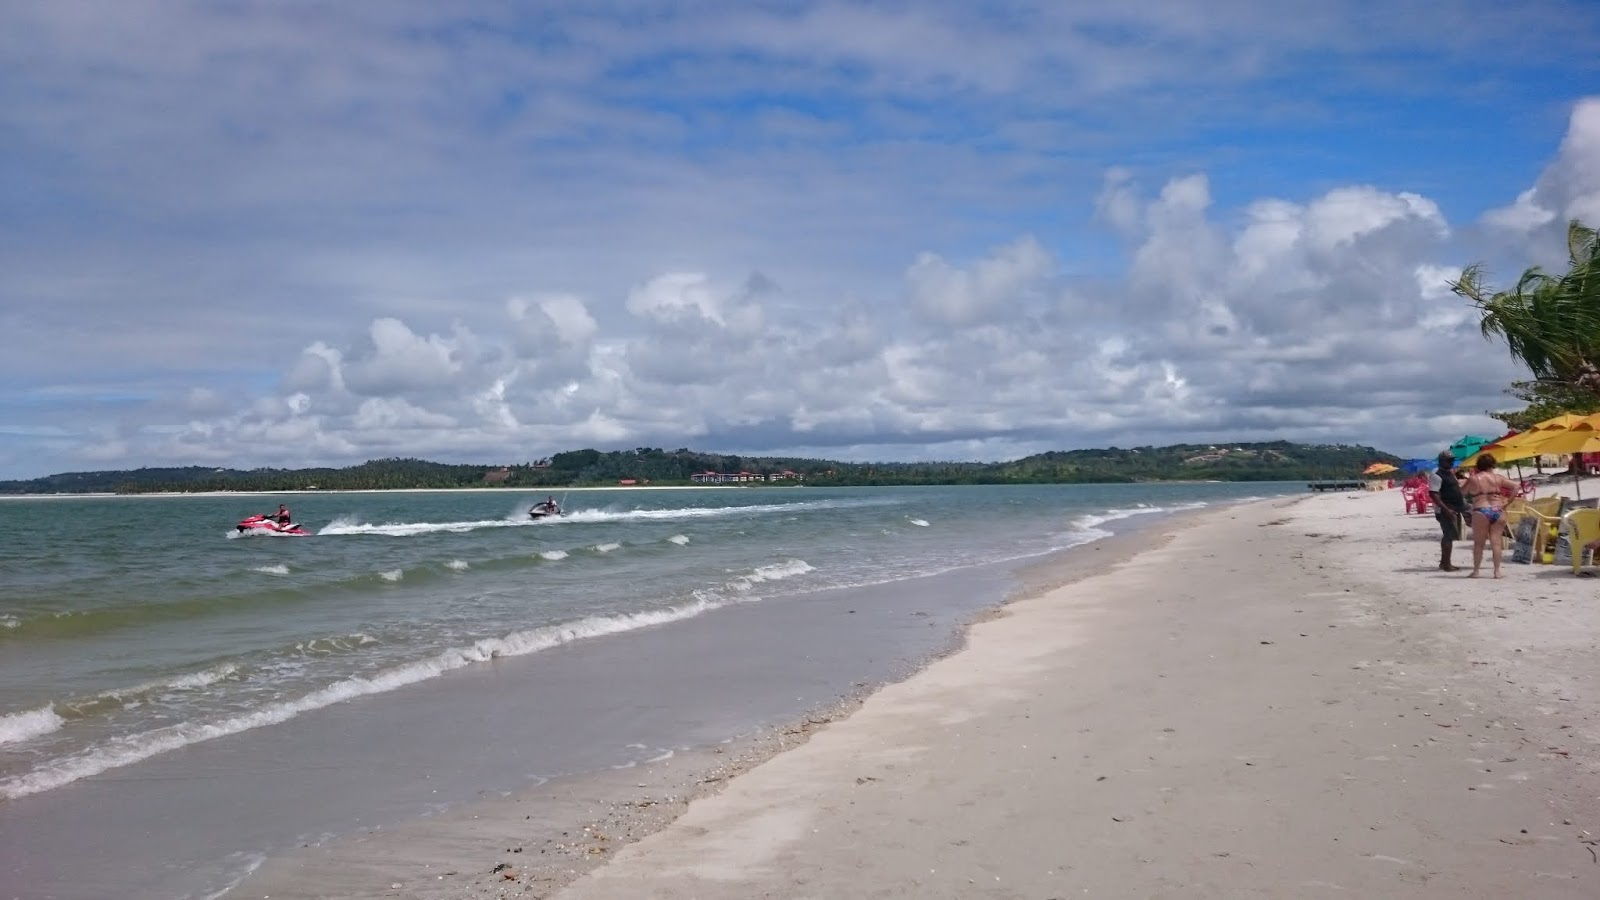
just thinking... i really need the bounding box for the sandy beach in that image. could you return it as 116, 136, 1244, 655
237, 486, 1600, 898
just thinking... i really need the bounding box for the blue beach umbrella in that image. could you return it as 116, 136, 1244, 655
1400, 458, 1435, 474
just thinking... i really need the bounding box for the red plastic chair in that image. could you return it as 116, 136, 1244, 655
1402, 486, 1430, 514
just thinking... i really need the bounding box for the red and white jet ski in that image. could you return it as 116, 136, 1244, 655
236, 515, 310, 536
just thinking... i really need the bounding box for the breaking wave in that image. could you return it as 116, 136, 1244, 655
1069, 501, 1209, 540
0, 705, 64, 745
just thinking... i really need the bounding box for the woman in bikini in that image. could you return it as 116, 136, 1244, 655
1463, 454, 1517, 578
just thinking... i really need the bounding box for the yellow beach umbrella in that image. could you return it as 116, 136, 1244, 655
1516, 420, 1600, 457
1464, 432, 1558, 466
1528, 412, 1593, 432
1462, 414, 1600, 467
1363, 463, 1398, 475
1500, 419, 1600, 499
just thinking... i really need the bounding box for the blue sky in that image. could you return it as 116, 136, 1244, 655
2, 1, 1599, 479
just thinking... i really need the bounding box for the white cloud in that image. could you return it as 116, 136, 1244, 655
906, 237, 1053, 327
1483, 98, 1600, 245
3, 4, 1597, 477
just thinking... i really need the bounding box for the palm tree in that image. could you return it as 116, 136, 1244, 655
1453, 220, 1600, 395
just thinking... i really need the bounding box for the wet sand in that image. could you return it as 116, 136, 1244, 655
226, 524, 1166, 899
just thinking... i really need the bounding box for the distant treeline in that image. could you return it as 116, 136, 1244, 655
0, 442, 1398, 494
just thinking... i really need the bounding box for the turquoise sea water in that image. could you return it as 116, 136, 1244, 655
0, 483, 1296, 804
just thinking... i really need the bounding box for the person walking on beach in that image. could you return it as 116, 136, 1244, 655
1463, 454, 1517, 579
1429, 452, 1467, 571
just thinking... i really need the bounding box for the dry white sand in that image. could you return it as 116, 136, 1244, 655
542, 488, 1600, 898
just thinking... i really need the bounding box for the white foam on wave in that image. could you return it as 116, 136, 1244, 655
252, 564, 290, 576
118, 663, 240, 698
293, 634, 380, 657
319, 515, 526, 537
0, 615, 18, 630
0, 705, 64, 745
594, 542, 622, 553
667, 534, 690, 545
728, 559, 815, 593
908, 518, 930, 527
379, 569, 404, 582
314, 498, 877, 538
1069, 501, 1209, 539
0, 594, 739, 800
539, 550, 569, 561
446, 559, 470, 571
56, 663, 244, 719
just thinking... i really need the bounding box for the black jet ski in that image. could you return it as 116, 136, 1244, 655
528, 500, 563, 520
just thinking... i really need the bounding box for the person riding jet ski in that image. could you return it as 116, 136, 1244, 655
529, 496, 562, 519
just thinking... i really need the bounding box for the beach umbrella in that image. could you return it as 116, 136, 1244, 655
1448, 434, 1496, 460
1462, 430, 1544, 466
1527, 412, 1593, 432
1400, 458, 1435, 474
1363, 463, 1398, 475
1504, 421, 1600, 499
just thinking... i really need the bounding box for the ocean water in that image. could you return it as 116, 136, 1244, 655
0, 482, 1295, 896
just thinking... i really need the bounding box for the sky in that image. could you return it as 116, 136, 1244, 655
3, 1, 1600, 479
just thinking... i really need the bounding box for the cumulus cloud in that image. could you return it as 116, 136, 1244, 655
2, 3, 1596, 477
1483, 98, 1600, 252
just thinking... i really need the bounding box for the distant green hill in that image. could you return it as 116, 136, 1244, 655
0, 441, 1399, 494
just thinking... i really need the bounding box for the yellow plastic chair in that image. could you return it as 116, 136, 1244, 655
1566, 508, 1600, 574
1499, 499, 1558, 562
1530, 496, 1563, 518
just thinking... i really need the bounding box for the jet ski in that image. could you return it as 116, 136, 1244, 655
237, 515, 310, 536
528, 500, 563, 520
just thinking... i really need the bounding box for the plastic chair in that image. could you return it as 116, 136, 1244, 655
1401, 487, 1430, 514
1503, 499, 1560, 563
1565, 508, 1600, 574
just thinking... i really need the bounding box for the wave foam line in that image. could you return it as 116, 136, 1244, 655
319, 516, 527, 537
55, 663, 243, 720
317, 498, 894, 537
252, 564, 290, 576
728, 559, 814, 593
1070, 501, 1208, 538
0, 596, 734, 800
0, 705, 64, 745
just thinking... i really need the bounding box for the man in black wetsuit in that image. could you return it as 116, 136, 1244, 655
1428, 452, 1467, 571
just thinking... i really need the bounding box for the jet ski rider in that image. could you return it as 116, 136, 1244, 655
275, 504, 292, 526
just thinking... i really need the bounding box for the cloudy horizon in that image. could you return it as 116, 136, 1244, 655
3, 2, 1599, 480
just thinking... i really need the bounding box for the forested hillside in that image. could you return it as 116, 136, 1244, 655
0, 441, 1397, 494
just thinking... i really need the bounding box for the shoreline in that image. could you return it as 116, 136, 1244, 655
530, 489, 1600, 898
229, 507, 1193, 899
